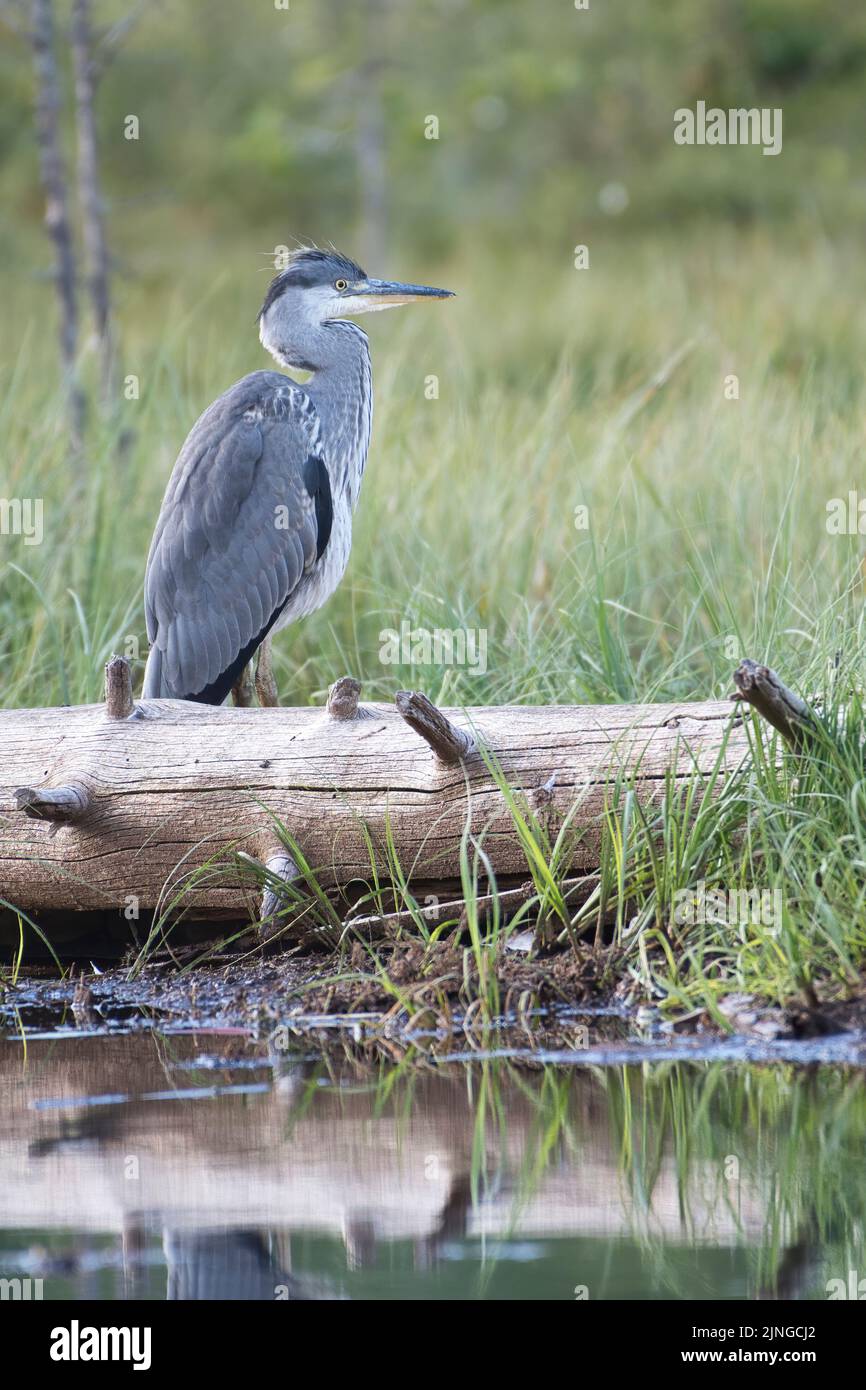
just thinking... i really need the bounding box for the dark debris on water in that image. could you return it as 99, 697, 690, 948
2, 940, 866, 1068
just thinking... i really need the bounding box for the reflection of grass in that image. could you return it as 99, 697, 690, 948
365, 1057, 866, 1300
5, 230, 866, 1009
602, 1063, 866, 1299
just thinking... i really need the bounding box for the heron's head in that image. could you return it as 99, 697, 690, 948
258, 247, 454, 370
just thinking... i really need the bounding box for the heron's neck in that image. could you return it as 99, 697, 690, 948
305, 321, 373, 509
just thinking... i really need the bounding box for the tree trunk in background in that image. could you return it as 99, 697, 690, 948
355, 0, 389, 267
70, 0, 114, 402
30, 0, 85, 447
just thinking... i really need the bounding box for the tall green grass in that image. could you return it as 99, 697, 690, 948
4, 226, 866, 710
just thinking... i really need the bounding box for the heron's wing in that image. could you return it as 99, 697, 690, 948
144, 371, 328, 701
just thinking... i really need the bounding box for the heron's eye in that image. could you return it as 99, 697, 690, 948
334, 278, 348, 292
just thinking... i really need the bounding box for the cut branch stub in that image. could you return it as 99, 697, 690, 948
395, 690, 476, 764
260, 849, 300, 939
327, 676, 362, 721
732, 659, 814, 750
104, 654, 135, 719
14, 781, 91, 823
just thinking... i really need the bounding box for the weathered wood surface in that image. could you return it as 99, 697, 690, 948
0, 685, 750, 914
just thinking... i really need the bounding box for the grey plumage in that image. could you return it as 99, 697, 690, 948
142, 247, 453, 704
143, 371, 323, 702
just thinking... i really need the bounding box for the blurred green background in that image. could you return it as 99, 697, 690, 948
2, 0, 866, 709
5, 0, 866, 269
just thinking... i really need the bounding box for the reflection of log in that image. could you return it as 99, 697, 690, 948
0, 658, 752, 917
0, 1034, 767, 1248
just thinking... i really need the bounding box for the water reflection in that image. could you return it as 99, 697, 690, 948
0, 1032, 863, 1300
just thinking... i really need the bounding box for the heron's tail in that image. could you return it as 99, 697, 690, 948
141, 643, 231, 704
141, 645, 164, 699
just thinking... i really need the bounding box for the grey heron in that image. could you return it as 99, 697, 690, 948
142, 247, 453, 706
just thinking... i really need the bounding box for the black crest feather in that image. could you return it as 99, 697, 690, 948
258, 247, 366, 320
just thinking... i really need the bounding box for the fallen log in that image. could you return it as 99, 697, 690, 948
0, 657, 755, 924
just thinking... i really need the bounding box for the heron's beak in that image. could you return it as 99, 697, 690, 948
339, 278, 455, 314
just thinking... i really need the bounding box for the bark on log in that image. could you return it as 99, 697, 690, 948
0, 674, 749, 916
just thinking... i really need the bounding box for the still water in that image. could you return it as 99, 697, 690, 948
0, 1029, 864, 1300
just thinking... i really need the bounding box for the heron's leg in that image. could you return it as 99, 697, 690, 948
255, 636, 279, 707
231, 662, 255, 707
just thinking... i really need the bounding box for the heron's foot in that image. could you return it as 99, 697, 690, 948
255, 637, 280, 707
232, 663, 255, 707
